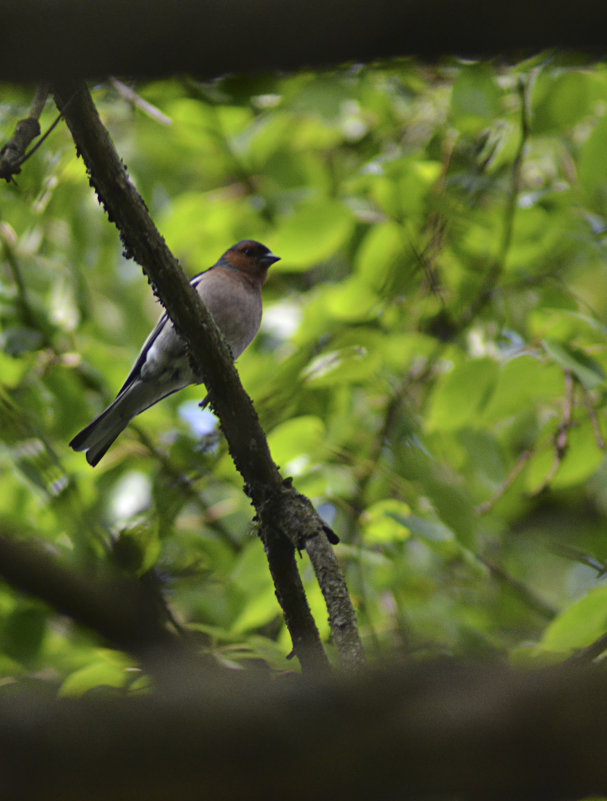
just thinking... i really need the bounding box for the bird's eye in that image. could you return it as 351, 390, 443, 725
242, 247, 254, 257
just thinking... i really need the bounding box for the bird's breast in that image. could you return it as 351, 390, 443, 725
198, 272, 263, 360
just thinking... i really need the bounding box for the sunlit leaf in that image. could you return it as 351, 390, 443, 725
302, 345, 379, 386
532, 70, 597, 133
59, 651, 134, 696
323, 277, 381, 322
230, 543, 279, 633
355, 221, 409, 294
267, 415, 325, 468
270, 199, 355, 269
550, 420, 605, 489
360, 499, 412, 544
540, 586, 607, 654
426, 358, 499, 432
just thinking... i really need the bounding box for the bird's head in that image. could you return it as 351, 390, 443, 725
221, 240, 280, 281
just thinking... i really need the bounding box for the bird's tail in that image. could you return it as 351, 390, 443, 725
69, 396, 131, 467
70, 379, 184, 466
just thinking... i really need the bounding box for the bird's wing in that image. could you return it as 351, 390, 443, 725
114, 311, 169, 397
115, 268, 212, 397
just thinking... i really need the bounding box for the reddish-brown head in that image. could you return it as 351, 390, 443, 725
220, 240, 280, 282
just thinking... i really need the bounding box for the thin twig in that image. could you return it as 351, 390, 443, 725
110, 78, 173, 126
582, 385, 605, 450
553, 543, 607, 578
477, 555, 557, 619
132, 424, 242, 551
475, 449, 533, 514
478, 369, 579, 510
415, 130, 456, 302
533, 369, 574, 494
17, 111, 63, 165
0, 83, 51, 180
459, 75, 530, 326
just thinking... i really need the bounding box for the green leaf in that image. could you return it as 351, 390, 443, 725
523, 419, 604, 492
230, 543, 278, 634
368, 158, 442, 219
539, 586, 607, 654
426, 358, 499, 432
458, 429, 507, 486
159, 191, 264, 267
112, 521, 161, 575
231, 541, 275, 598
354, 221, 409, 294
427, 479, 477, 550
230, 587, 280, 634
404, 515, 455, 543
398, 446, 477, 549
579, 115, 607, 212
481, 355, 563, 422
59, 650, 134, 696
0, 352, 31, 387
360, 499, 412, 544
302, 345, 380, 387
532, 71, 596, 133
3, 606, 46, 665
551, 420, 604, 489
322, 277, 381, 323
451, 64, 503, 129
543, 339, 605, 389
267, 415, 325, 468
270, 199, 355, 269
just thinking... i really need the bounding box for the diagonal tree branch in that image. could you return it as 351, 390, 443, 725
52, 80, 363, 672
0, 533, 199, 677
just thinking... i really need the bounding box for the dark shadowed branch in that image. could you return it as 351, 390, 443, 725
0, 0, 604, 82
0, 534, 200, 677
3, 660, 607, 800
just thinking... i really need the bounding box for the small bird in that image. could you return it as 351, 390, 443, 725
70, 240, 279, 466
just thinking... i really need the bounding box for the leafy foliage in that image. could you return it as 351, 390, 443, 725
1, 56, 607, 690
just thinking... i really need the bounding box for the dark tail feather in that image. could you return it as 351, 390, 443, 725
71, 380, 185, 466
69, 402, 129, 467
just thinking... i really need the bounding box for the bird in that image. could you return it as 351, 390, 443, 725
70, 239, 279, 466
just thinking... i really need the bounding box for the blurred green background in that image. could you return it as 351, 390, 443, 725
1, 55, 607, 693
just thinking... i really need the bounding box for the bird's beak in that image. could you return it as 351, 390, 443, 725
261, 252, 280, 267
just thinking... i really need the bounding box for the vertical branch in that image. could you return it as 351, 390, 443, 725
260, 529, 331, 672
535, 369, 574, 492
305, 534, 365, 669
